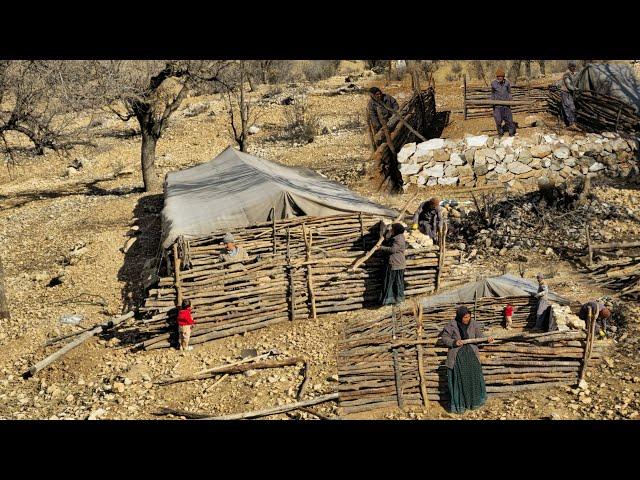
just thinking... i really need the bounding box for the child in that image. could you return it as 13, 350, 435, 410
504, 303, 513, 330
177, 299, 194, 351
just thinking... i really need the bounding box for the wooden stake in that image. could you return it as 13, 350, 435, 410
415, 302, 429, 407
173, 243, 183, 306
435, 222, 447, 292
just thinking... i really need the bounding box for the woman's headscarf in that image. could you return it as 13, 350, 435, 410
455, 306, 471, 340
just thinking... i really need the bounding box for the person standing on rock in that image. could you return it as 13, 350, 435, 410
491, 68, 517, 137
219, 233, 249, 263
578, 300, 611, 337
177, 299, 195, 351
440, 306, 494, 414
560, 61, 579, 127
412, 197, 446, 243
379, 222, 406, 306
368, 87, 400, 139
534, 273, 550, 330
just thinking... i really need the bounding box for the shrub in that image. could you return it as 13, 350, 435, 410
282, 96, 320, 143
301, 60, 341, 82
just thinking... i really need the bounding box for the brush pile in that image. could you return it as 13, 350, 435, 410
464, 84, 548, 119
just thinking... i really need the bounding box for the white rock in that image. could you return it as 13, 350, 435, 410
500, 136, 515, 147
248, 125, 260, 135
426, 177, 438, 186
553, 146, 571, 159
397, 142, 416, 163
494, 164, 507, 174
495, 147, 506, 160
438, 177, 458, 186
589, 162, 606, 172
504, 154, 515, 164
399, 163, 421, 176
464, 135, 489, 148
422, 163, 445, 178
531, 145, 552, 158
88, 408, 107, 420
508, 161, 532, 174
542, 158, 552, 168
416, 175, 427, 185
416, 138, 445, 152
449, 152, 465, 165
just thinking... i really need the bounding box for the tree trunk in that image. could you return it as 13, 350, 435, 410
509, 60, 522, 84
538, 60, 546, 76
140, 128, 160, 192
524, 60, 531, 80
0, 255, 10, 320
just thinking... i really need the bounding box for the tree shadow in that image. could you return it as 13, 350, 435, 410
117, 193, 164, 314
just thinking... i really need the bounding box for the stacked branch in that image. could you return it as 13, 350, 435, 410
586, 256, 640, 301
464, 83, 549, 119
548, 89, 639, 134
138, 213, 460, 350
370, 88, 436, 192
338, 297, 607, 415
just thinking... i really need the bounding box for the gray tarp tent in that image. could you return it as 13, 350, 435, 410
421, 274, 570, 309
575, 63, 640, 114
161, 146, 398, 248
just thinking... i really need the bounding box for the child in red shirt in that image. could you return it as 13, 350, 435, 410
177, 299, 195, 351
504, 304, 513, 330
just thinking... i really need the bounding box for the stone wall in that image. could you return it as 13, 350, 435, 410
398, 132, 639, 190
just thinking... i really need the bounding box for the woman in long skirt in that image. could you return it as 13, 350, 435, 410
440, 306, 494, 414
379, 223, 406, 306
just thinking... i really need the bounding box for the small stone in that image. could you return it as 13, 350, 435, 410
113, 382, 125, 393
465, 135, 488, 148
247, 125, 260, 135
327, 375, 339, 382
531, 145, 552, 158
88, 408, 107, 420
589, 162, 606, 172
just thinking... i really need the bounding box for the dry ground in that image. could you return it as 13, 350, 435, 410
0, 66, 638, 420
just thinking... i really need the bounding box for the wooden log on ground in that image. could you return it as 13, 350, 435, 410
203, 393, 339, 420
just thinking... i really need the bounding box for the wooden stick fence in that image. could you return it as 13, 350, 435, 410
463, 77, 549, 120
338, 296, 606, 414
138, 213, 460, 350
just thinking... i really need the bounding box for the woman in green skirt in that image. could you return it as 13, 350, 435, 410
379, 223, 406, 306
440, 306, 494, 413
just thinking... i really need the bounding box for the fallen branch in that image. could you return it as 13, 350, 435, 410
202, 393, 339, 420
24, 311, 134, 378
158, 356, 304, 386
154, 407, 210, 419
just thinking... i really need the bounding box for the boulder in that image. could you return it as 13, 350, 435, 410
462, 148, 474, 163
422, 163, 445, 177
531, 145, 553, 158
456, 165, 474, 177
416, 175, 427, 185
433, 149, 450, 163
504, 154, 515, 164
444, 164, 458, 176
438, 177, 459, 186
474, 164, 489, 176
542, 158, 552, 168
397, 142, 416, 163
449, 152, 465, 166
426, 177, 438, 186
589, 162, 606, 172
612, 138, 629, 152
495, 147, 506, 160
494, 164, 507, 174
416, 138, 445, 152
500, 136, 515, 147
399, 163, 421, 175
464, 135, 489, 148
553, 146, 571, 159
508, 161, 533, 175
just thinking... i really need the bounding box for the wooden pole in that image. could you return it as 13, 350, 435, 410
370, 96, 428, 143
415, 302, 429, 408
435, 222, 447, 292
586, 222, 593, 266
391, 309, 405, 410
203, 393, 338, 420
24, 312, 134, 378
0, 255, 9, 320
172, 243, 183, 306
579, 310, 595, 381
303, 224, 317, 320
271, 206, 277, 255
463, 74, 467, 120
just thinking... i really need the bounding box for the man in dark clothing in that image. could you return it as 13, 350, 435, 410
367, 87, 400, 136
578, 300, 611, 337
412, 197, 446, 243
561, 61, 578, 127
491, 68, 516, 136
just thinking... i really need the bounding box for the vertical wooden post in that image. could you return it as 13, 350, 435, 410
415, 302, 428, 408
271, 206, 277, 255
358, 212, 366, 251
473, 289, 478, 324
172, 243, 183, 307
302, 224, 316, 320
579, 310, 595, 382
586, 222, 593, 266
376, 107, 396, 157
463, 75, 468, 120
286, 227, 295, 321
435, 222, 447, 292
391, 306, 405, 410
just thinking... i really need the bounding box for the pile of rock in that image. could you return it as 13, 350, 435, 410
550, 304, 586, 332
398, 132, 639, 190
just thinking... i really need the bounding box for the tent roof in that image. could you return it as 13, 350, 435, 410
161, 146, 398, 248
421, 274, 570, 309
575, 63, 640, 114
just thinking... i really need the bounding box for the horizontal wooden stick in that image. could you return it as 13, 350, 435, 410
202, 393, 339, 420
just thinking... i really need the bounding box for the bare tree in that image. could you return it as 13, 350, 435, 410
508, 60, 522, 83
97, 60, 229, 192
0, 60, 98, 172
538, 60, 546, 76
217, 61, 259, 152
